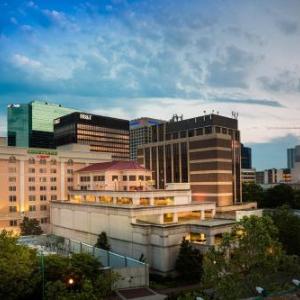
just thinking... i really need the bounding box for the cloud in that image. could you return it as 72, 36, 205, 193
206, 46, 260, 88
212, 97, 284, 107
13, 54, 42, 69
276, 19, 298, 35
258, 71, 300, 93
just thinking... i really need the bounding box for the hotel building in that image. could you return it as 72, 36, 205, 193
0, 144, 111, 232
7, 101, 76, 149
54, 112, 130, 160
50, 160, 255, 274
130, 118, 165, 161
137, 114, 242, 207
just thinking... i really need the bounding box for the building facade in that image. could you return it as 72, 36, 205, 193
0, 144, 111, 232
7, 101, 76, 149
137, 114, 242, 207
241, 168, 256, 184
241, 144, 252, 169
54, 112, 129, 160
130, 118, 165, 161
287, 148, 295, 169
256, 168, 291, 185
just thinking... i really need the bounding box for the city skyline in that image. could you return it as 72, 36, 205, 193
1, 0, 300, 169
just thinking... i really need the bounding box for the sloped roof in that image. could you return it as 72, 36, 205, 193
77, 160, 148, 173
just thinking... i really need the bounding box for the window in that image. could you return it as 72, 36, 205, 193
29, 195, 36, 201
67, 186, 73, 191
80, 176, 90, 182
67, 169, 73, 175
40, 195, 47, 201
112, 175, 118, 181
188, 129, 195, 137
29, 205, 36, 212
40, 186, 47, 191
9, 220, 17, 226
40, 168, 47, 173
9, 206, 17, 212
9, 156, 16, 163
129, 175, 136, 181
122, 175, 127, 181
51, 195, 57, 200
29, 186, 35, 191
29, 158, 35, 164
40, 205, 47, 211
145, 176, 151, 181
9, 186, 16, 192
50, 177, 57, 182
196, 128, 203, 135
28, 177, 35, 182
50, 186, 57, 191
138, 175, 144, 181
41, 218, 48, 224
50, 159, 56, 165
40, 159, 46, 165
67, 177, 73, 182
93, 176, 105, 181
40, 177, 47, 182
67, 159, 73, 166
9, 177, 16, 182
180, 131, 187, 138
215, 126, 221, 133
29, 168, 35, 173
204, 126, 212, 134
8, 167, 16, 173
50, 169, 57, 174
9, 195, 17, 202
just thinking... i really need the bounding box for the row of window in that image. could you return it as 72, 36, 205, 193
79, 175, 151, 182
8, 205, 48, 212
9, 195, 57, 202
8, 168, 73, 174
8, 157, 74, 165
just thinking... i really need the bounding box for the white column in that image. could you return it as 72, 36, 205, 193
19, 159, 25, 214
60, 161, 65, 200
207, 235, 215, 246
150, 196, 154, 206
200, 210, 205, 220
211, 209, 216, 218
159, 214, 164, 224
173, 213, 178, 223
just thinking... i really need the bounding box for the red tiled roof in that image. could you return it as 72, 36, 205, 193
77, 161, 147, 173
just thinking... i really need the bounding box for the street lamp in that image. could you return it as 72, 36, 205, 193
68, 278, 75, 286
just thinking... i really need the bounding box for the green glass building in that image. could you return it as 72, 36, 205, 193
7, 101, 76, 148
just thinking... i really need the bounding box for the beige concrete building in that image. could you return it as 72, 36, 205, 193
241, 168, 256, 184
0, 144, 111, 232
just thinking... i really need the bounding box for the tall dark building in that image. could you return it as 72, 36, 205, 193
137, 114, 241, 207
287, 148, 295, 169
241, 144, 252, 169
54, 112, 129, 160
7, 101, 76, 148
130, 117, 165, 161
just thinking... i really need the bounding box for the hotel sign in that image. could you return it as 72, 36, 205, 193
80, 113, 92, 120
27, 149, 58, 156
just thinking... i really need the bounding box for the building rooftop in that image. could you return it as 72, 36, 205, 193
77, 160, 148, 173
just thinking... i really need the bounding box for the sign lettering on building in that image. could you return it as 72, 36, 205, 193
27, 149, 57, 156
80, 113, 92, 120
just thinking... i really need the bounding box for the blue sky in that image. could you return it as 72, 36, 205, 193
1, 0, 300, 169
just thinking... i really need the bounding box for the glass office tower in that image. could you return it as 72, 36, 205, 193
7, 101, 76, 148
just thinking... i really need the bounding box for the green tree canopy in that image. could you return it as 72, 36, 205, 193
175, 237, 203, 282
94, 232, 110, 250
262, 184, 294, 208
202, 215, 296, 300
0, 230, 40, 300
20, 217, 43, 236
270, 206, 300, 256
242, 182, 264, 205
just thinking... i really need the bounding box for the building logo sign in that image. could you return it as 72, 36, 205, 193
27, 149, 57, 156
80, 114, 92, 120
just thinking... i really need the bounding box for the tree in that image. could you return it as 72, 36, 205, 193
20, 217, 43, 236
0, 230, 40, 300
94, 232, 110, 250
175, 237, 203, 282
270, 206, 300, 256
262, 184, 294, 208
203, 215, 287, 300
242, 182, 264, 205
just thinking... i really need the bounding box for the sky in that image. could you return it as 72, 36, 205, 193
0, 0, 300, 169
